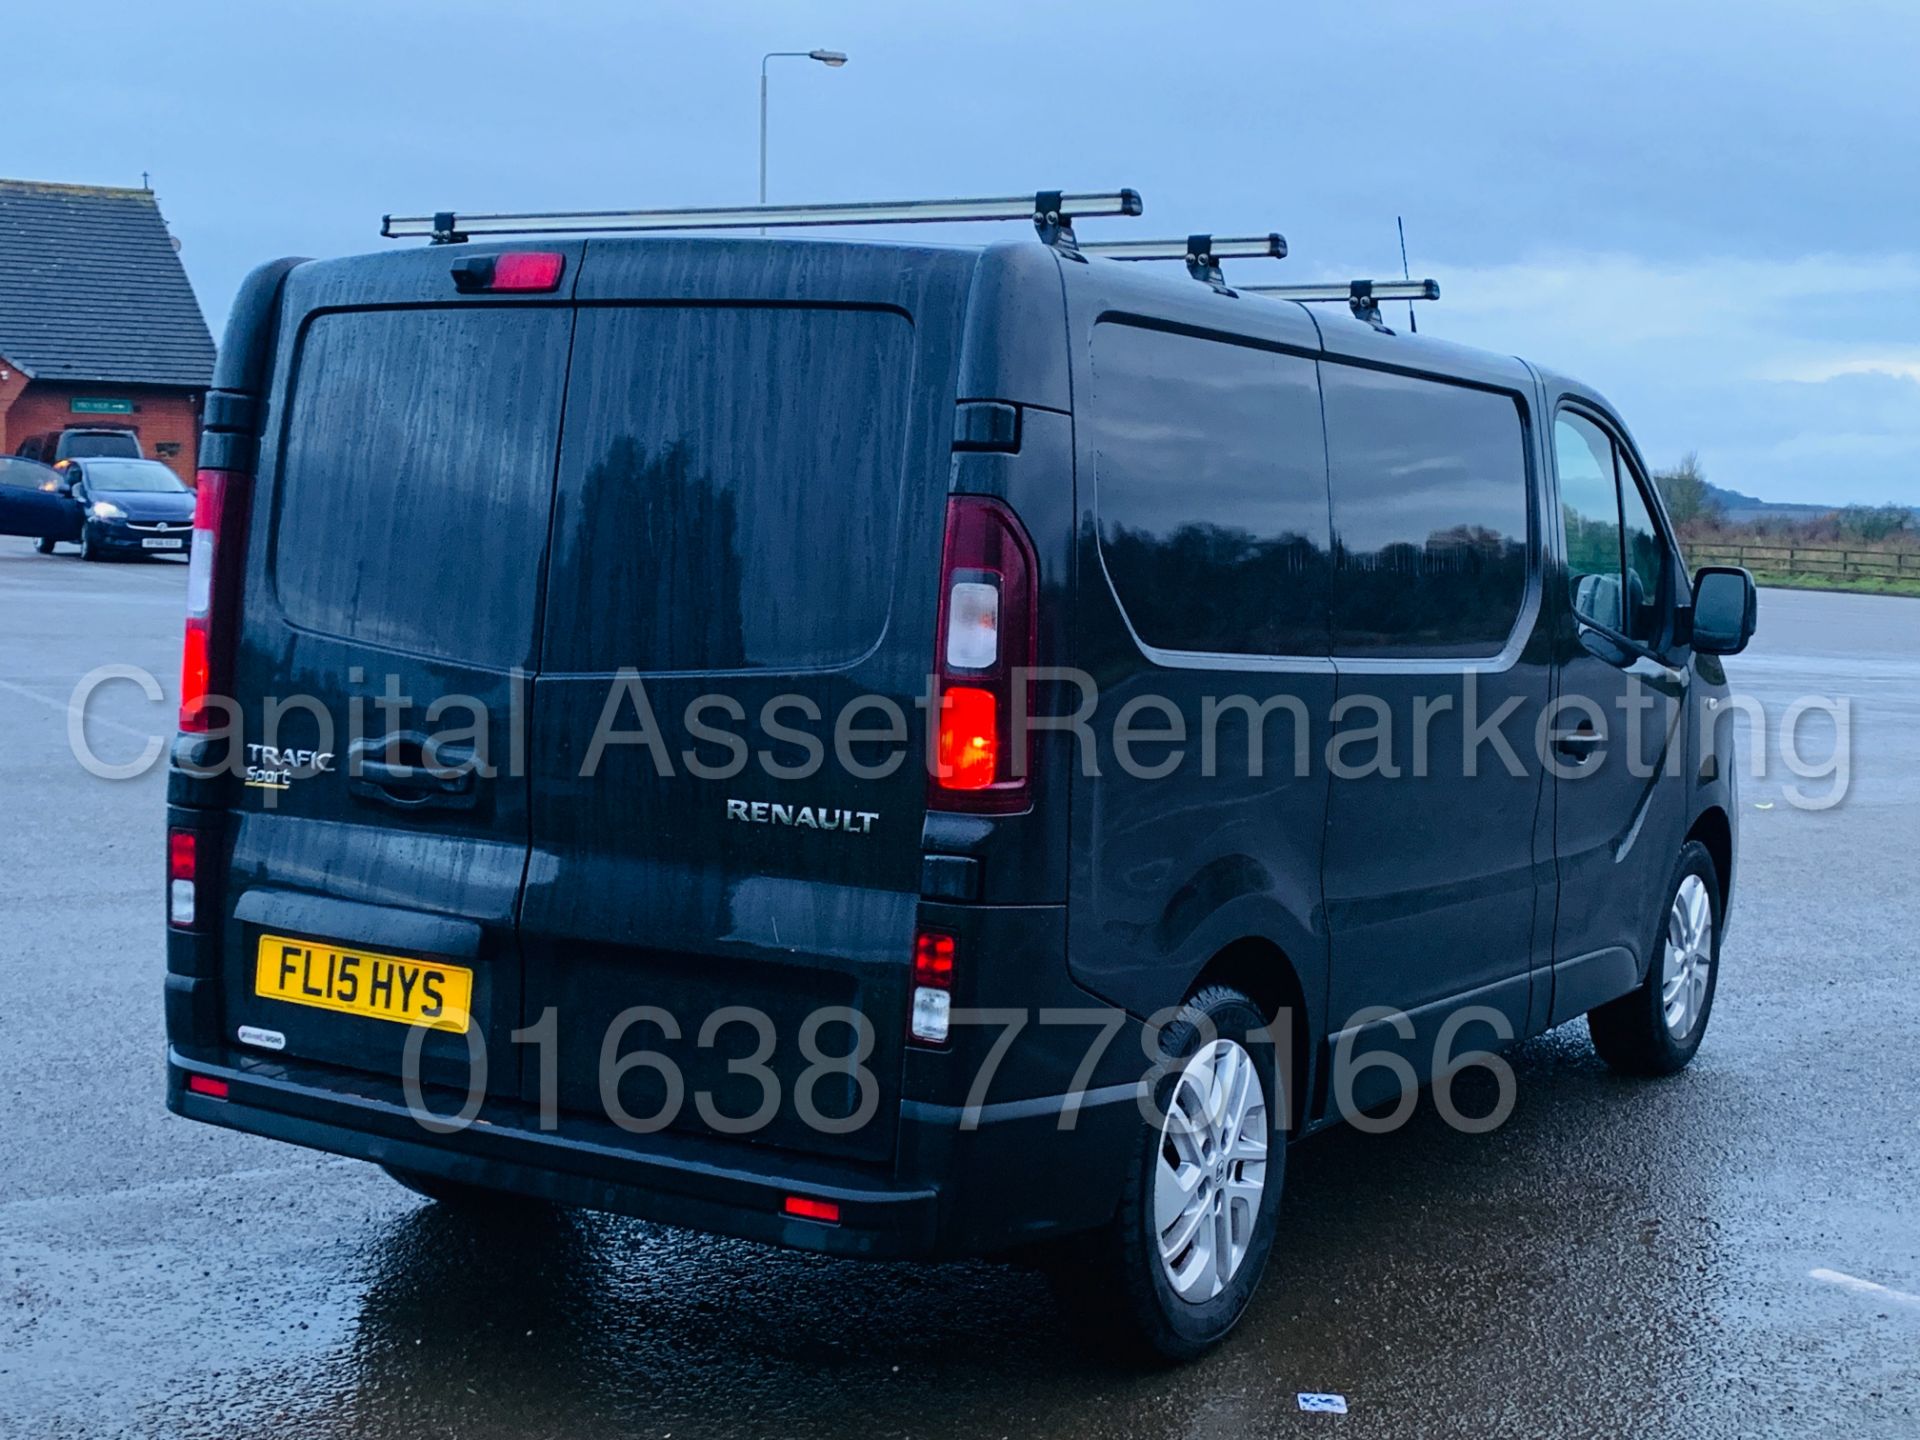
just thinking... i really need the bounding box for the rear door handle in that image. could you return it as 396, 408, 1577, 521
347, 736, 480, 811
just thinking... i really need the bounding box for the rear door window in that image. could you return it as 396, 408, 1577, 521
271, 306, 574, 670
542, 305, 915, 673
1322, 365, 1533, 658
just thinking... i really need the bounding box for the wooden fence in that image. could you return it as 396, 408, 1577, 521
1684, 542, 1920, 581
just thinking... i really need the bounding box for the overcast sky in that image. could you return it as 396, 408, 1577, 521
11, 0, 1917, 504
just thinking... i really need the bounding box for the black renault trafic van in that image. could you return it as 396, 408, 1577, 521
165, 194, 1757, 1360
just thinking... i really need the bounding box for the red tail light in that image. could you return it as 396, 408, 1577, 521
930, 496, 1037, 812
180, 469, 251, 732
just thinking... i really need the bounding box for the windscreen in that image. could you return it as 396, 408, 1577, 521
76, 461, 185, 493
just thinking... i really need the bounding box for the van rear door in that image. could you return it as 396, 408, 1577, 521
518, 240, 975, 1163
221, 247, 582, 1097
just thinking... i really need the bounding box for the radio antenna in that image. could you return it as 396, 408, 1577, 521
1397, 216, 1417, 333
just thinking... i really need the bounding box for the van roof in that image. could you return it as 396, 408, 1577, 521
272, 232, 1610, 431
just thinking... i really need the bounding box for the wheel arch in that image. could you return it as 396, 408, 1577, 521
1685, 805, 1733, 915
1186, 936, 1313, 1135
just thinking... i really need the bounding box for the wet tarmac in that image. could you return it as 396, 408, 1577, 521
2, 539, 1915, 1437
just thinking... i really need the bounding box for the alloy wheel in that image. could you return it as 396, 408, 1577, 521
1660, 873, 1714, 1039
1153, 1038, 1268, 1303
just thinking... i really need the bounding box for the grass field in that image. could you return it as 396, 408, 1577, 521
1745, 569, 1920, 598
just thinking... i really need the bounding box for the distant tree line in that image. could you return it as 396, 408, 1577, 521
1653, 452, 1914, 548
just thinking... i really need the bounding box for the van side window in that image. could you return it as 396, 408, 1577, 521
1616, 454, 1668, 645
1555, 411, 1670, 646
1321, 366, 1531, 658
1554, 413, 1625, 633
1088, 322, 1330, 656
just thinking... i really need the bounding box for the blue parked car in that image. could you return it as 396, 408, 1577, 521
0, 455, 194, 560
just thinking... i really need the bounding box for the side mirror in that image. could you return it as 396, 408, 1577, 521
1691, 566, 1757, 656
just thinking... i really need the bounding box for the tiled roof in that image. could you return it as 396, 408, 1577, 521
0, 178, 215, 387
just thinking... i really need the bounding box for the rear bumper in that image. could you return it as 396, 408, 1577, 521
166, 1048, 1139, 1260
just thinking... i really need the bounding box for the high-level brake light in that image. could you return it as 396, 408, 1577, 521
449, 250, 566, 293
931, 496, 1037, 813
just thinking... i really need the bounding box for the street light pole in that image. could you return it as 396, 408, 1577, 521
759, 48, 848, 227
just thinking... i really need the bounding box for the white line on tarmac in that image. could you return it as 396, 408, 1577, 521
1810, 1268, 1920, 1310
0, 674, 162, 742
0, 1158, 357, 1218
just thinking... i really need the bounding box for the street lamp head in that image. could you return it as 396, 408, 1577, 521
809, 49, 849, 67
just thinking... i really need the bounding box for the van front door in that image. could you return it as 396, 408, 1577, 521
1547, 409, 1690, 1022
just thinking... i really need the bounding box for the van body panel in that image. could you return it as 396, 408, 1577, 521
1313, 347, 1553, 1057
222, 257, 583, 1096
1540, 378, 1702, 991
519, 239, 977, 1163
1057, 262, 1336, 1031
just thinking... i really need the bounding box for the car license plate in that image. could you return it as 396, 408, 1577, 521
254, 934, 473, 1032
141, 537, 183, 550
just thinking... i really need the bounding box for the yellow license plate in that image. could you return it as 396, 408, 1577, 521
254, 934, 473, 1033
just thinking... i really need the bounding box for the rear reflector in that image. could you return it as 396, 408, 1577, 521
782, 1195, 841, 1224
187, 1075, 229, 1100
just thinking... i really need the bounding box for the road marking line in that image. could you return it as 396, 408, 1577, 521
0, 1159, 356, 1217
1810, 1268, 1920, 1309
0, 674, 161, 742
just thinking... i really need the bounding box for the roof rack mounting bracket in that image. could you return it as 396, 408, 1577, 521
1240, 277, 1439, 332
430, 211, 466, 246
1078, 232, 1286, 290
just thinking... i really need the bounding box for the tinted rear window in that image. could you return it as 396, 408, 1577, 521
1321, 365, 1532, 658
542, 305, 914, 673
1088, 321, 1331, 657
272, 307, 573, 669
60, 432, 139, 458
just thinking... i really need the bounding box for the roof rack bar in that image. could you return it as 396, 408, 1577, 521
1240, 278, 1439, 302
382, 189, 1144, 245
1081, 231, 1287, 291
1242, 278, 1440, 326
1079, 233, 1287, 262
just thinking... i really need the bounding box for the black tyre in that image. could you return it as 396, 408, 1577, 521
34, 535, 56, 555
382, 1165, 555, 1213
77, 525, 99, 562
1588, 840, 1722, 1076
1048, 985, 1285, 1362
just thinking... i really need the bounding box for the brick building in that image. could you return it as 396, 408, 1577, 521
0, 179, 216, 485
